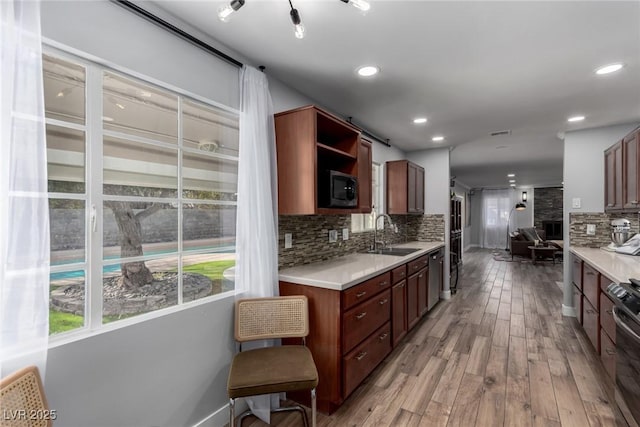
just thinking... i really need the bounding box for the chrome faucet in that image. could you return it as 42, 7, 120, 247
372, 213, 398, 251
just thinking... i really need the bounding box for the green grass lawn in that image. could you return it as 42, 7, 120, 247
49, 310, 83, 334
181, 260, 235, 281
50, 260, 235, 334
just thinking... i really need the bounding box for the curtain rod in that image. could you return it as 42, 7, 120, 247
112, 0, 244, 68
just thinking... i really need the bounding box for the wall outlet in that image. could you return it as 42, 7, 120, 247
342, 228, 349, 241
329, 230, 338, 243
572, 197, 581, 209
586, 224, 596, 235
284, 233, 293, 249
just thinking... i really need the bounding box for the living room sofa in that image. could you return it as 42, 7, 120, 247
510, 228, 546, 260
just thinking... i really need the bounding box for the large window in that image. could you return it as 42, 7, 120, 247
44, 53, 238, 336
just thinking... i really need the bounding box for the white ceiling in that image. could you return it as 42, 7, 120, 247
148, 0, 640, 189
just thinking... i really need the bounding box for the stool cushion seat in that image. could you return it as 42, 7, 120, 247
227, 345, 318, 399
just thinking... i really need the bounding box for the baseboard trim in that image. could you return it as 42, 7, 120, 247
192, 401, 248, 427
441, 290, 452, 300
562, 304, 576, 318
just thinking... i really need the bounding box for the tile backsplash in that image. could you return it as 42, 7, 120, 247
278, 214, 445, 269
570, 212, 640, 247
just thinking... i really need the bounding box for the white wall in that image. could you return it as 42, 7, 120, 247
561, 122, 639, 313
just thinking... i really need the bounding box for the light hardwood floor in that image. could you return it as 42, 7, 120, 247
242, 249, 627, 427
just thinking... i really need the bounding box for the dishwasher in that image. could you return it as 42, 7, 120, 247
428, 248, 444, 310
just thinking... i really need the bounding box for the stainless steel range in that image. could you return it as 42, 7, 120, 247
607, 279, 640, 427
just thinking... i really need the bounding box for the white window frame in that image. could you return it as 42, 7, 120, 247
44, 45, 240, 344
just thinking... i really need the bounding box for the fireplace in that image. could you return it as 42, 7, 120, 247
542, 220, 563, 240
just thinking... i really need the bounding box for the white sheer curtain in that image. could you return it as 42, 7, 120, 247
0, 0, 50, 378
234, 65, 279, 423
480, 189, 513, 249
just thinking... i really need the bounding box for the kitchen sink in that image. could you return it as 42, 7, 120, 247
367, 247, 422, 256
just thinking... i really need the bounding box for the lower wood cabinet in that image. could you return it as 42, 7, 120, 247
343, 322, 391, 397
279, 248, 442, 413
583, 297, 600, 353
572, 254, 618, 382
600, 328, 617, 380
573, 284, 583, 325
391, 264, 407, 347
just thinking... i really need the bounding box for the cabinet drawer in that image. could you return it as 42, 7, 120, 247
342, 271, 391, 311
573, 285, 583, 324
343, 289, 391, 353
572, 256, 583, 290
600, 328, 616, 381
583, 263, 599, 310
583, 298, 599, 353
343, 321, 392, 397
600, 292, 616, 343
391, 265, 407, 284
407, 255, 428, 275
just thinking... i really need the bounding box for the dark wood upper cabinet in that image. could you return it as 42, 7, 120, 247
604, 127, 640, 212
275, 105, 370, 215
357, 138, 372, 213
623, 129, 640, 209
386, 160, 425, 214
605, 141, 623, 211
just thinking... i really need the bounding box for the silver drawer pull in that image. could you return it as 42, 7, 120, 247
413, 265, 419, 270
379, 298, 388, 305
419, 274, 423, 278
605, 348, 616, 355
379, 333, 389, 341
607, 203, 614, 207
355, 351, 367, 361
356, 291, 367, 298
379, 281, 388, 286
356, 312, 367, 320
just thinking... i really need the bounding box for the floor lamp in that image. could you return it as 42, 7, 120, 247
505, 202, 527, 251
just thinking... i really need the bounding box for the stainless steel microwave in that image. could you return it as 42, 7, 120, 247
319, 170, 358, 208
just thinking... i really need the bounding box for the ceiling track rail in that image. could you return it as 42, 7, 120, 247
346, 117, 391, 147
111, 0, 244, 68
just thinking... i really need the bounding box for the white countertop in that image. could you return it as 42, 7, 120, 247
570, 246, 640, 284
278, 241, 445, 291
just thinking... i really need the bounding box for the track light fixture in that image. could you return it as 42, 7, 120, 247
217, 0, 244, 22
340, 0, 371, 12
217, 0, 371, 38
289, 0, 305, 39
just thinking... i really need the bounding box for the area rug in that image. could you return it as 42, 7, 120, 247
492, 252, 518, 262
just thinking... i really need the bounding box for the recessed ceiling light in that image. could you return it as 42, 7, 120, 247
510, 184, 516, 187
413, 117, 427, 124
596, 63, 624, 75
432, 136, 444, 142
509, 180, 516, 183
356, 65, 379, 77
507, 173, 515, 178
568, 115, 585, 122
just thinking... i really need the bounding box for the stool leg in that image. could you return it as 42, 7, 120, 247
311, 388, 317, 427
229, 398, 235, 427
